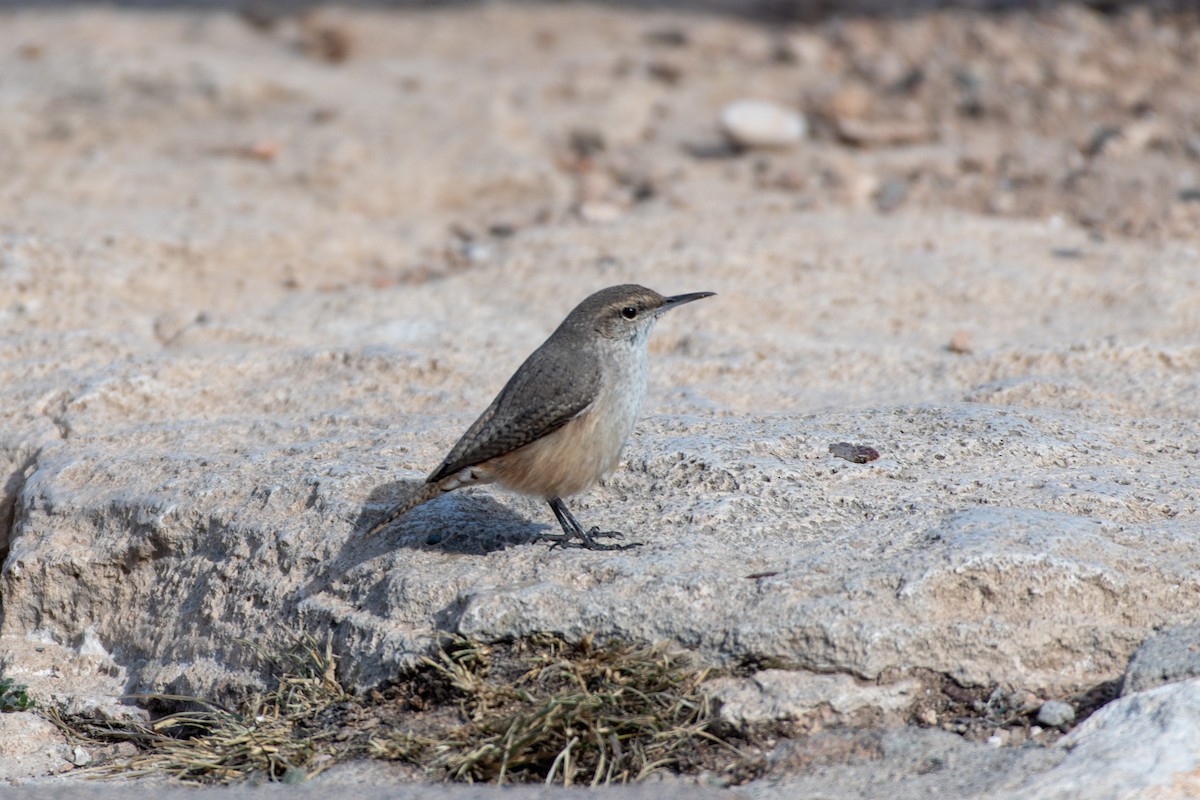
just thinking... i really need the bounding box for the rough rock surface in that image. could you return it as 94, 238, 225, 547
0, 713, 73, 783
704, 670, 920, 729
1003, 679, 1200, 800
747, 727, 1065, 799
1, 1, 1199, 793
1123, 624, 1200, 696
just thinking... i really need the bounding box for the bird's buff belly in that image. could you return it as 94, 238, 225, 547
474, 400, 637, 498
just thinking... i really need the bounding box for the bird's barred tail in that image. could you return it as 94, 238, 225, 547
365, 482, 445, 538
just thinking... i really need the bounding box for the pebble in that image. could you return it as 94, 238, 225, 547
947, 330, 974, 354
460, 241, 492, 264
69, 746, 91, 767
579, 201, 623, 223
875, 178, 909, 212
829, 82, 873, 120
1036, 699, 1076, 729
719, 100, 807, 149
835, 117, 936, 148
829, 442, 881, 464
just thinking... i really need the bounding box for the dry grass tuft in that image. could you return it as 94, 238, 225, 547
52, 634, 762, 787
53, 636, 349, 785
372, 634, 753, 786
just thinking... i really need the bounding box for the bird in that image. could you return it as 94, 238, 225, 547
366, 284, 715, 550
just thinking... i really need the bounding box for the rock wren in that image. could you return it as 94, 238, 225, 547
367, 284, 714, 550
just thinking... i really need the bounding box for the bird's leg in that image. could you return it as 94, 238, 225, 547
542, 497, 641, 551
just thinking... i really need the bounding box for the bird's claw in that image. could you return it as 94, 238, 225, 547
578, 528, 642, 551
587, 527, 624, 540
535, 530, 642, 551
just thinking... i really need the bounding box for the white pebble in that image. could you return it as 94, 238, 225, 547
719, 100, 807, 149
579, 202, 623, 223
1037, 699, 1076, 728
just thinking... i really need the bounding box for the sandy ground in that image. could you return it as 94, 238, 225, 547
2, 1, 1200, 795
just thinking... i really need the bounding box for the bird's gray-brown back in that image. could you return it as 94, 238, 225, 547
427, 325, 602, 483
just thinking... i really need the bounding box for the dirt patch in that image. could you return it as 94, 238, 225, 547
907, 670, 1123, 748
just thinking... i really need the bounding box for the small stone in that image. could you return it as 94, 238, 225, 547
644, 27, 688, 48
829, 83, 873, 120
460, 241, 492, 264
843, 169, 881, 207
875, 178, 909, 212
647, 60, 683, 85
282, 765, 307, 784
1051, 247, 1086, 259
1036, 699, 1076, 729
226, 140, 279, 162
578, 202, 623, 223
70, 746, 91, 767
836, 118, 936, 148
947, 330, 973, 354
1085, 126, 1123, 158
299, 15, 354, 63
829, 442, 880, 464
1013, 691, 1042, 712
719, 100, 807, 149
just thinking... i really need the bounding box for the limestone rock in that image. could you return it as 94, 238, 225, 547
704, 670, 919, 729
1, 4, 1199, 794
1123, 624, 1200, 696
1006, 679, 1200, 799
0, 713, 71, 783
755, 727, 1064, 799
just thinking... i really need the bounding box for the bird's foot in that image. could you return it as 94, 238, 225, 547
541, 498, 643, 551
577, 527, 642, 551
534, 532, 572, 550
535, 528, 642, 551
585, 527, 624, 540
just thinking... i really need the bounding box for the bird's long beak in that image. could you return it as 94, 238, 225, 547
659, 291, 716, 313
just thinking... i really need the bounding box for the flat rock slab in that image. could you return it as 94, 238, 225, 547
5, 340, 1198, 698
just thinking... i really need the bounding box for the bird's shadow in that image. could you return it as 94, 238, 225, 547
298, 479, 549, 601
355, 480, 550, 554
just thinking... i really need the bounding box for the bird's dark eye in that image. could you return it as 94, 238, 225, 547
621, 306, 638, 320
